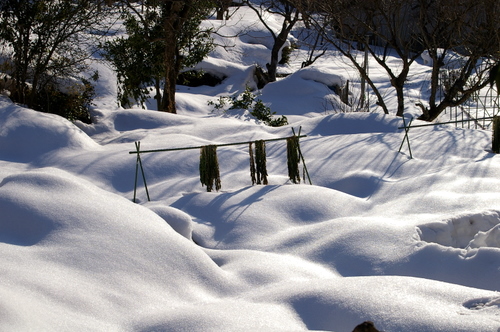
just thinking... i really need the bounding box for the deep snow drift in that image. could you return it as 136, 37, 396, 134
1, 5, 500, 332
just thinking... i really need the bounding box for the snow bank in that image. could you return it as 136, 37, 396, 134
256, 276, 500, 332
417, 210, 500, 249
468, 224, 500, 249
146, 203, 193, 240
260, 66, 347, 116
0, 168, 237, 329
0, 97, 99, 163
298, 65, 345, 88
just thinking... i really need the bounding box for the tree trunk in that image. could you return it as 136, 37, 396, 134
267, 33, 287, 82
418, 57, 488, 122
159, 0, 192, 113
160, 41, 177, 113
417, 103, 448, 122
216, 8, 225, 20
395, 85, 405, 117
245, 1, 299, 84
154, 76, 162, 111
215, 0, 231, 20
390, 69, 410, 117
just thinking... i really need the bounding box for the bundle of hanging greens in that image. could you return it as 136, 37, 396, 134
287, 135, 301, 183
249, 142, 257, 185
249, 140, 268, 185
199, 145, 221, 192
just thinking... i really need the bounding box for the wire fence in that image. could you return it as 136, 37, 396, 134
439, 71, 499, 130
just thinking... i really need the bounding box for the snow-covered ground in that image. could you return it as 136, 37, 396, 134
1, 6, 500, 332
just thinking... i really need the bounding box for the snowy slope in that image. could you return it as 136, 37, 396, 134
1, 5, 500, 332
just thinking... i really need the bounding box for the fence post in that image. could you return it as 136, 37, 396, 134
493, 116, 500, 153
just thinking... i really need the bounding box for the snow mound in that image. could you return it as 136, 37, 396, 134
194, 59, 262, 93
327, 170, 383, 198
0, 170, 74, 245
0, 167, 237, 329
0, 97, 99, 162
298, 65, 344, 88
173, 184, 370, 249
253, 276, 500, 332
133, 300, 306, 332
146, 203, 194, 240
260, 67, 346, 116
417, 210, 500, 249
467, 224, 500, 249
464, 296, 500, 310
196, 56, 253, 79
260, 76, 333, 116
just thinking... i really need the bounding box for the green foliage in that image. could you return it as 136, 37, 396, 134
279, 42, 298, 65
208, 86, 288, 127
101, 12, 164, 108
178, 11, 215, 69
35, 78, 95, 123
101, 1, 215, 110
231, 86, 255, 110
0, 0, 106, 114
252, 99, 289, 127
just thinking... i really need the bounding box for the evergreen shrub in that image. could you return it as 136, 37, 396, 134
208, 86, 288, 127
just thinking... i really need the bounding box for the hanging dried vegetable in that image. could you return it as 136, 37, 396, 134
199, 145, 221, 192
249, 142, 257, 185
286, 135, 301, 184
250, 140, 268, 185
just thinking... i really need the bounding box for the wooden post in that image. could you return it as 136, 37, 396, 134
398, 116, 413, 159
292, 127, 312, 185
133, 141, 150, 203
493, 116, 500, 153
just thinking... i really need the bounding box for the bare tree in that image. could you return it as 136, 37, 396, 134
297, 26, 327, 68
310, 0, 422, 116
244, 0, 301, 83
306, 0, 500, 120
415, 0, 500, 121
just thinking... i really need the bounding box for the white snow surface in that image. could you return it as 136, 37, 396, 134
1, 6, 500, 332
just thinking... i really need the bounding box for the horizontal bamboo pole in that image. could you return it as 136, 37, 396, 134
398, 116, 496, 130
129, 135, 307, 154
